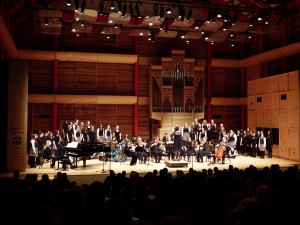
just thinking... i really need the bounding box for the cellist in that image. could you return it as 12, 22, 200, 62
211, 136, 230, 164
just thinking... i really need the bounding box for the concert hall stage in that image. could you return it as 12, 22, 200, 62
1, 154, 299, 185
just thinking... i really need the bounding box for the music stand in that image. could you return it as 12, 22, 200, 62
97, 141, 111, 173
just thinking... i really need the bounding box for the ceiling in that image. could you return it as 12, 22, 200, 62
4, 0, 299, 44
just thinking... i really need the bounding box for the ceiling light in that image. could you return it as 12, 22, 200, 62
166, 6, 172, 14
66, 0, 71, 7
265, 15, 269, 24
44, 17, 48, 25
110, 2, 115, 10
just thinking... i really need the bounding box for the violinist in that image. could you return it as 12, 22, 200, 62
150, 137, 163, 163
135, 140, 148, 164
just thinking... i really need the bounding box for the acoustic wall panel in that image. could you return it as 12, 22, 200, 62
272, 92, 280, 110
279, 73, 289, 91
289, 71, 299, 91
288, 109, 299, 128
271, 110, 280, 128
288, 90, 299, 109
271, 75, 279, 93
263, 111, 272, 128
279, 92, 288, 110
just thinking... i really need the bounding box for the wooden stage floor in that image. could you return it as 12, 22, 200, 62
1, 154, 299, 184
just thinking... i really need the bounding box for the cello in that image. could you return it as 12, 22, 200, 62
215, 144, 226, 159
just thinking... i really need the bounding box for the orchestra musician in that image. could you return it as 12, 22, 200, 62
124, 142, 138, 166
211, 136, 231, 164
195, 137, 210, 163
162, 133, 173, 160
135, 140, 148, 164
181, 138, 194, 162
150, 137, 163, 163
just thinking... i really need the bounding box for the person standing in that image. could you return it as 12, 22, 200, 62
170, 125, 182, 161
105, 124, 112, 141
181, 122, 191, 142
113, 125, 122, 143
266, 130, 273, 158
258, 131, 266, 159
28, 133, 38, 168
97, 123, 104, 142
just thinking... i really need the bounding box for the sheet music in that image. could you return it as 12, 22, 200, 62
66, 141, 79, 148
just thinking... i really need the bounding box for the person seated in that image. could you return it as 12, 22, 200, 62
150, 137, 163, 163
211, 137, 231, 164
43, 140, 56, 168
229, 146, 236, 158
182, 139, 194, 162
57, 142, 75, 170
196, 138, 210, 163
124, 143, 138, 166
135, 142, 148, 164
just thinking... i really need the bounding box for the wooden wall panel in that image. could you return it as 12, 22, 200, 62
211, 67, 241, 97
271, 111, 279, 128
288, 90, 299, 109
138, 105, 151, 140
279, 110, 289, 128
74, 104, 97, 124
112, 105, 134, 138
263, 111, 272, 128
247, 111, 256, 127
29, 60, 53, 93
28, 103, 52, 132
138, 65, 150, 97
279, 73, 289, 91
97, 63, 117, 94
272, 93, 280, 110
76, 62, 97, 94
246, 65, 260, 82
288, 109, 299, 128
279, 92, 288, 109
262, 94, 272, 111
289, 71, 299, 91
211, 106, 242, 131
116, 64, 134, 95
57, 61, 76, 94
271, 75, 280, 93
289, 128, 299, 149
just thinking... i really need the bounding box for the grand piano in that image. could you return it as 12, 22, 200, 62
65, 141, 108, 168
